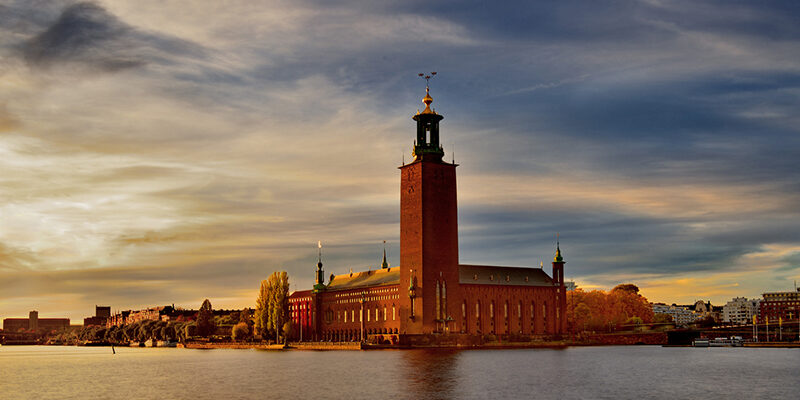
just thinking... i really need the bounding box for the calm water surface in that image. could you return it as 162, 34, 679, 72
1, 345, 798, 399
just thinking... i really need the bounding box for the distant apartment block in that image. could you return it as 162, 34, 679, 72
2, 310, 70, 333
107, 305, 196, 327
722, 297, 760, 325
759, 288, 800, 323
651, 303, 701, 326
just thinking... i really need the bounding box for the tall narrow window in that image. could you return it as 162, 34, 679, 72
442, 281, 447, 319
384, 306, 387, 321
375, 307, 379, 322
344, 311, 348, 323
392, 305, 396, 321
531, 302, 536, 333
367, 308, 370, 322
435, 281, 441, 320
352, 310, 355, 322
543, 302, 548, 333
337, 311, 341, 322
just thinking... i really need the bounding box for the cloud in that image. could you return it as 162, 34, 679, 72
0, 0, 799, 319
18, 2, 205, 73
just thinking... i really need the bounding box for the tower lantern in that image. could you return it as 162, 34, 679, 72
412, 72, 444, 162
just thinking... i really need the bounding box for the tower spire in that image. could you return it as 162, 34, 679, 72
554, 233, 563, 262
381, 240, 389, 269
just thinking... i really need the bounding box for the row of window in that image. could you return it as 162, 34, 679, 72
325, 306, 397, 324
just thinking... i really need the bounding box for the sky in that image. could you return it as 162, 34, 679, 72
1, 0, 799, 322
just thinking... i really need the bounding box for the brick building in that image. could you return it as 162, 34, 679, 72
289, 85, 567, 343
2, 310, 70, 333
759, 288, 800, 324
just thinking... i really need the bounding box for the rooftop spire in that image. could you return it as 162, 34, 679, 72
554, 233, 564, 263
381, 240, 389, 269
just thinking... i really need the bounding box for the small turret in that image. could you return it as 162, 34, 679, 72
314, 241, 325, 291
552, 235, 565, 286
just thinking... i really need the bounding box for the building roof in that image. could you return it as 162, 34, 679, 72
458, 264, 554, 287
289, 289, 313, 299
326, 267, 400, 291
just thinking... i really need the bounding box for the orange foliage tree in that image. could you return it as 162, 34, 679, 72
567, 284, 654, 333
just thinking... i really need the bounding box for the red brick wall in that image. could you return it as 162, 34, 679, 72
399, 160, 460, 334
460, 285, 561, 335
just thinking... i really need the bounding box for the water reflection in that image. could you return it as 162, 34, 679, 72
400, 349, 461, 399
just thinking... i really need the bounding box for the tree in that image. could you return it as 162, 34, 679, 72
282, 321, 293, 345
269, 271, 290, 343
255, 280, 271, 339
254, 271, 290, 342
232, 322, 250, 342
653, 313, 674, 324
196, 299, 216, 337
239, 308, 250, 325
612, 284, 640, 295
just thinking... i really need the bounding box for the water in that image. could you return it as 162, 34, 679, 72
1, 345, 798, 399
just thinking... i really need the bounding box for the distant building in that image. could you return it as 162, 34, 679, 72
722, 297, 760, 325
84, 305, 112, 327
759, 288, 800, 324
106, 305, 197, 327
2, 310, 69, 333
651, 303, 699, 326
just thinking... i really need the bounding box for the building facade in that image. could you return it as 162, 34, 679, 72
289, 86, 567, 342
722, 297, 760, 325
759, 288, 800, 324
651, 303, 699, 326
2, 310, 70, 333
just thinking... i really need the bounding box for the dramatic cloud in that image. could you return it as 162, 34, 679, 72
1, 0, 798, 321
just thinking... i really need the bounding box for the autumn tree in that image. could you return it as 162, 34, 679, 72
196, 299, 217, 337
255, 271, 290, 343
567, 284, 654, 333
232, 322, 250, 342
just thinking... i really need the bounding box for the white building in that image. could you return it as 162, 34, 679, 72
651, 303, 701, 326
722, 297, 760, 325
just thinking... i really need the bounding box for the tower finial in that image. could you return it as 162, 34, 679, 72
318, 240, 322, 264
418, 72, 437, 114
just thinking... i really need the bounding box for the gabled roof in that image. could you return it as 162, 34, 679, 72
326, 267, 400, 291
459, 264, 554, 287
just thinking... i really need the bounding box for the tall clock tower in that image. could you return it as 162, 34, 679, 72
399, 85, 461, 334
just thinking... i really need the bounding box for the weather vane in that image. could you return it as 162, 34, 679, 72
418, 71, 437, 90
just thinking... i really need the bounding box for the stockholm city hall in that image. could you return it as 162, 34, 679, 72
289, 81, 567, 344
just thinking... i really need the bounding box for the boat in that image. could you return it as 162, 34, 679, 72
694, 336, 743, 347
